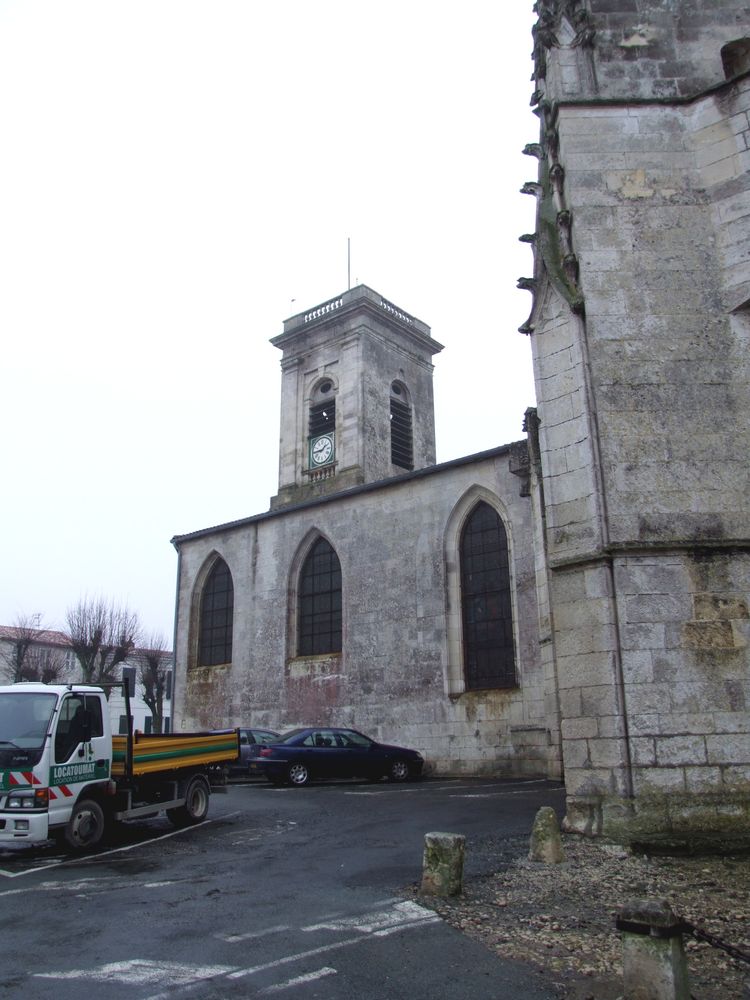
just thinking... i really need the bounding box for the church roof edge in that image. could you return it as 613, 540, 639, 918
170, 441, 522, 548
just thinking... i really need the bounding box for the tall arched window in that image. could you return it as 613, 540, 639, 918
198, 558, 234, 666
298, 538, 342, 655
460, 502, 516, 690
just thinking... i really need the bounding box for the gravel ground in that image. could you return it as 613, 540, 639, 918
410, 834, 750, 999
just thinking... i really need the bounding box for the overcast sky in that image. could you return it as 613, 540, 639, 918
0, 0, 538, 642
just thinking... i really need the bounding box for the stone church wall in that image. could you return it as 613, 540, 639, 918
527, 0, 750, 845
173, 447, 556, 778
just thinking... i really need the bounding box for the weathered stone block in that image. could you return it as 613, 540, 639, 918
563, 739, 592, 769
624, 594, 692, 625
631, 737, 657, 766
588, 738, 628, 768
528, 807, 565, 864
633, 768, 686, 794
561, 717, 598, 740
581, 683, 620, 717
655, 735, 707, 766
706, 733, 750, 765
621, 651, 655, 684
619, 899, 690, 1000
721, 765, 750, 790
683, 620, 737, 650
693, 593, 749, 621
682, 766, 723, 793
658, 713, 716, 736
598, 715, 626, 739
420, 832, 465, 897
628, 714, 660, 737
625, 683, 672, 715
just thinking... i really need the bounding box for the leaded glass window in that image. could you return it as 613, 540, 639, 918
460, 502, 516, 690
198, 558, 234, 666
298, 538, 342, 655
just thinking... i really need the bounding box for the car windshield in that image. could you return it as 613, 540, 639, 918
0, 692, 57, 749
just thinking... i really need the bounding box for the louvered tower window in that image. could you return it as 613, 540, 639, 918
309, 400, 335, 436
460, 502, 516, 690
390, 381, 413, 470
298, 538, 342, 655
198, 558, 234, 666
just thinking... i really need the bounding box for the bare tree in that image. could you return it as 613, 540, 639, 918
22, 644, 69, 683
138, 633, 172, 735
0, 613, 43, 682
65, 598, 142, 686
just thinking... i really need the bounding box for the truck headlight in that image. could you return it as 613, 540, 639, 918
7, 789, 46, 810
8, 796, 34, 809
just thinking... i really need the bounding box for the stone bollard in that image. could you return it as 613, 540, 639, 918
528, 806, 565, 863
420, 831, 465, 897
616, 899, 690, 1000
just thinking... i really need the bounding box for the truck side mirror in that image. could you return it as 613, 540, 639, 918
81, 711, 92, 744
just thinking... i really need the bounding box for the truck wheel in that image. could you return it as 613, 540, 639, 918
64, 798, 107, 851
167, 775, 210, 827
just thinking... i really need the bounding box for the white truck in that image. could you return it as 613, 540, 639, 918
0, 682, 239, 851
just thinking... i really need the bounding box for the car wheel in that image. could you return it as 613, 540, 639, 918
388, 759, 410, 782
288, 762, 310, 786
64, 798, 107, 851
167, 775, 210, 827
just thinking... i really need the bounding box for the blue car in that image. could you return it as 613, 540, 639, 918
250, 727, 424, 786
228, 728, 280, 776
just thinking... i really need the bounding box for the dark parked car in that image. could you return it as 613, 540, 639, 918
228, 728, 280, 776
249, 727, 424, 786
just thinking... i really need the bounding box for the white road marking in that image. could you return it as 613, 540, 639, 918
35, 900, 443, 999
218, 924, 290, 943
225, 934, 377, 981
302, 900, 436, 934
35, 959, 236, 986
372, 916, 440, 937
227, 902, 440, 982
259, 966, 337, 994
0, 874, 193, 899
0, 876, 109, 898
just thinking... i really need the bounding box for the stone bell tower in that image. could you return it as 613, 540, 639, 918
270, 285, 443, 509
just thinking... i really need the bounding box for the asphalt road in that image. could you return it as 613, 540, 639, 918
0, 777, 565, 999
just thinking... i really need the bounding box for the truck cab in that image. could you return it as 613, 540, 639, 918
0, 683, 110, 844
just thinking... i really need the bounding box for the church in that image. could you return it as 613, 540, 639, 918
172, 0, 750, 849
171, 285, 556, 779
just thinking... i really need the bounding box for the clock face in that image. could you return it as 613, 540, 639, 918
311, 433, 334, 467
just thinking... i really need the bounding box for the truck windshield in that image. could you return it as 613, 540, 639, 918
0, 692, 57, 749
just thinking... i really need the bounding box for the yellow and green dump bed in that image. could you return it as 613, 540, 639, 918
111, 729, 240, 777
